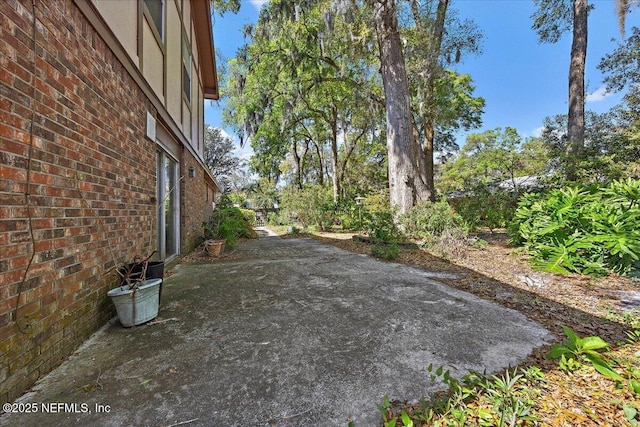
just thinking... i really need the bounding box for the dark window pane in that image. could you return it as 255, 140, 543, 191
144, 0, 164, 39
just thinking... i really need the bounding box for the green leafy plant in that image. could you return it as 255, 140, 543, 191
468, 237, 489, 249
546, 326, 623, 381
371, 242, 399, 260
203, 197, 258, 247
449, 187, 519, 231
481, 369, 538, 427
240, 208, 256, 227
378, 396, 398, 427
279, 185, 335, 229
400, 199, 467, 240
399, 200, 469, 259
362, 208, 403, 244
381, 364, 544, 426
509, 179, 640, 276
624, 403, 639, 426
625, 329, 640, 345
266, 211, 285, 226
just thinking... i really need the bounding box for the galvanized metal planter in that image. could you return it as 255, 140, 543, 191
107, 278, 162, 327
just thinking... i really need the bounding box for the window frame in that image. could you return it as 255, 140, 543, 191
181, 30, 192, 105
143, 0, 166, 44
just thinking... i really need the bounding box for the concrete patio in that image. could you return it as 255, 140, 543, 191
1, 231, 551, 426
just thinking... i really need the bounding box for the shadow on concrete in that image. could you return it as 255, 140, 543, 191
0, 231, 630, 427
309, 231, 633, 355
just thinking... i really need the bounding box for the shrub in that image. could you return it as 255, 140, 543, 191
509, 178, 640, 276
362, 207, 403, 244
371, 242, 399, 260
448, 187, 519, 231
400, 199, 467, 240
280, 185, 334, 229
240, 208, 256, 227
266, 211, 284, 226
204, 205, 257, 247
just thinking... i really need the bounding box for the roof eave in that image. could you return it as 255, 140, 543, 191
192, 0, 219, 100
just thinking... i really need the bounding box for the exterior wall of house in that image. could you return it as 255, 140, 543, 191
92, 0, 138, 62
181, 150, 215, 253
141, 20, 165, 100
93, 0, 207, 159
0, 0, 218, 405
166, 3, 182, 121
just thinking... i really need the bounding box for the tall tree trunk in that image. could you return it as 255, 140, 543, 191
411, 119, 433, 203
371, 0, 416, 216
566, 0, 587, 181
411, 0, 448, 202
615, 0, 633, 36
292, 141, 303, 189
312, 140, 325, 186
330, 118, 341, 202
423, 119, 436, 200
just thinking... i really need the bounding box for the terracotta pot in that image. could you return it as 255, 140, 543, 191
205, 239, 226, 256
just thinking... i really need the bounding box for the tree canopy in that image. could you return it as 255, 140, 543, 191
203, 125, 241, 192
222, 0, 484, 214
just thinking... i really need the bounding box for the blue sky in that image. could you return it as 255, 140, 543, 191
206, 0, 640, 159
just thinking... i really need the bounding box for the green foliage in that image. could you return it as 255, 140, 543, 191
371, 242, 400, 261
546, 326, 623, 382
381, 365, 544, 426
509, 179, 640, 276
531, 0, 572, 44
240, 208, 256, 227
480, 369, 539, 427
227, 192, 248, 207
468, 237, 489, 249
247, 179, 280, 210
280, 185, 334, 229
599, 26, 640, 117
624, 404, 639, 426
439, 128, 549, 195
400, 200, 466, 239
266, 211, 287, 226
354, 191, 402, 243
540, 111, 640, 185
203, 197, 257, 247
362, 208, 402, 244
399, 200, 470, 259
449, 188, 520, 231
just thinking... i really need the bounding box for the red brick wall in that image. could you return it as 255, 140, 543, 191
181, 149, 214, 252
0, 0, 158, 404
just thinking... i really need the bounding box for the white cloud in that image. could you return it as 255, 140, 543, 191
531, 126, 544, 138
233, 142, 254, 161
248, 0, 269, 11
218, 128, 235, 141
210, 126, 254, 160
586, 86, 613, 103
223, 130, 253, 160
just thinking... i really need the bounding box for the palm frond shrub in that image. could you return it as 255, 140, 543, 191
509, 179, 640, 276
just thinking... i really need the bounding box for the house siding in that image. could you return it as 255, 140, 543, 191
0, 0, 163, 404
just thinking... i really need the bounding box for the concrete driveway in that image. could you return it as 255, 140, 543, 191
1, 232, 550, 427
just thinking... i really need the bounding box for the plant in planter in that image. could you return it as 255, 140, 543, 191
203, 197, 258, 256
203, 212, 228, 256
107, 251, 165, 327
